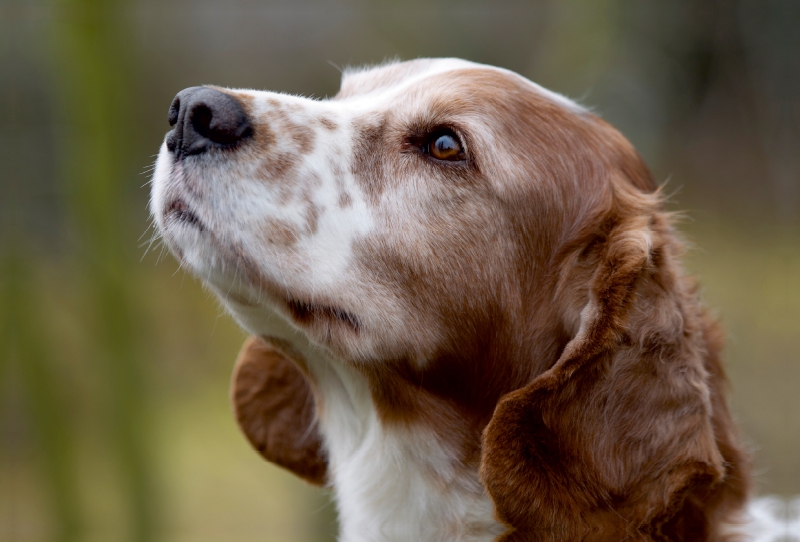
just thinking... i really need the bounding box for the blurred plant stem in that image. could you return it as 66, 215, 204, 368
2, 245, 81, 542
49, 1, 159, 540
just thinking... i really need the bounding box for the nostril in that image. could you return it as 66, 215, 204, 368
168, 97, 180, 126
190, 103, 244, 146
190, 104, 213, 140
190, 99, 251, 147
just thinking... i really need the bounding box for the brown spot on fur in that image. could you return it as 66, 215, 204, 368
267, 107, 316, 152
262, 218, 299, 246
289, 123, 315, 154
251, 123, 275, 152
319, 117, 338, 131
330, 159, 351, 208
230, 90, 255, 108
303, 194, 320, 235
284, 102, 302, 114
258, 152, 298, 182
351, 118, 387, 204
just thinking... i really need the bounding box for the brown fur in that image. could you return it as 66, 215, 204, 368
231, 336, 327, 485
480, 184, 749, 540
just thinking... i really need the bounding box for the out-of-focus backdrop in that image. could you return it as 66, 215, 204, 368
1, 0, 798, 540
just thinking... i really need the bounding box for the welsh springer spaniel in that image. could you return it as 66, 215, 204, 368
151, 58, 750, 541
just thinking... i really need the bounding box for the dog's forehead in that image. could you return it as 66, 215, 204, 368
335, 58, 477, 100
335, 58, 582, 114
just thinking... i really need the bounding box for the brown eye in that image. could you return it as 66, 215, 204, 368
427, 131, 464, 161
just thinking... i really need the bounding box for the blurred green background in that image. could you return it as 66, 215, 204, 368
1, 0, 798, 540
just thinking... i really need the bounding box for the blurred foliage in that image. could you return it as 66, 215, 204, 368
1, 0, 798, 540
53, 2, 157, 540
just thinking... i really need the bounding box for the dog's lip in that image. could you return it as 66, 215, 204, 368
165, 198, 205, 230
287, 298, 362, 332
222, 279, 362, 333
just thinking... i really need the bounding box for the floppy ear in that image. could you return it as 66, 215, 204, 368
231, 336, 328, 485
480, 196, 728, 541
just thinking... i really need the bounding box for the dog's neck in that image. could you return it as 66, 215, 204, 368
229, 302, 503, 540
303, 349, 502, 542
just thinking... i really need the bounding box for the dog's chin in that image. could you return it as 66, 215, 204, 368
222, 294, 310, 344
220, 290, 367, 365
164, 198, 204, 231
202, 267, 363, 355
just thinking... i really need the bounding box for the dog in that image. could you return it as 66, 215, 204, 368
150, 58, 750, 541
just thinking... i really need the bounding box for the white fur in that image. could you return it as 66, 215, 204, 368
736, 497, 800, 541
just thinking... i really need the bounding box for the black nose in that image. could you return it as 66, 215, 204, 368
166, 87, 252, 156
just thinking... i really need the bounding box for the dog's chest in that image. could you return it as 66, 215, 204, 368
307, 359, 502, 542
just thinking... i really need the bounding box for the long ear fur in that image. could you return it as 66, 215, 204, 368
231, 336, 328, 485
480, 186, 747, 541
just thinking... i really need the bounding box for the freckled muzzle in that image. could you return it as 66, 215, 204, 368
166, 86, 252, 157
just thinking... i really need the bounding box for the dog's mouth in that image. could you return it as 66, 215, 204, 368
166, 198, 204, 230
287, 299, 362, 333
161, 196, 361, 336
222, 274, 362, 334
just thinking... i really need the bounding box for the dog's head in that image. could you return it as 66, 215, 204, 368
151, 58, 747, 539
151, 58, 651, 367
